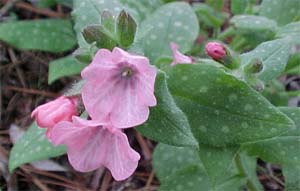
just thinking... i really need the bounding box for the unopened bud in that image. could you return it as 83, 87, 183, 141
82, 25, 116, 50
205, 42, 227, 60
244, 58, 263, 74
205, 42, 240, 69
116, 10, 137, 48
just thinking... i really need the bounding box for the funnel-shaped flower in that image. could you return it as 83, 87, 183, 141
50, 116, 140, 181
81, 47, 157, 128
31, 96, 78, 138
170, 42, 193, 66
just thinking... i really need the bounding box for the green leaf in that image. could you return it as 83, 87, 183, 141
260, 0, 300, 26
153, 144, 246, 191
136, 2, 199, 62
167, 64, 294, 147
198, 145, 238, 185
0, 19, 76, 53
241, 107, 300, 173
205, 0, 224, 11
138, 72, 197, 147
119, 0, 163, 21
158, 165, 213, 191
230, 0, 248, 14
276, 21, 300, 45
48, 56, 87, 84
153, 144, 201, 182
9, 123, 66, 172
193, 3, 226, 28
284, 54, 300, 75
279, 107, 300, 136
283, 164, 300, 191
262, 80, 289, 106
238, 153, 264, 191
241, 39, 291, 82
116, 10, 137, 47
230, 15, 277, 34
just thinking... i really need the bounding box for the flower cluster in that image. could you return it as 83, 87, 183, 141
31, 43, 191, 180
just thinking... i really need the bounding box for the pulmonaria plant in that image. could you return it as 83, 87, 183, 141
7, 1, 298, 190
31, 47, 157, 180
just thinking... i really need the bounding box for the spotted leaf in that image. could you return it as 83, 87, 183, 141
9, 123, 66, 172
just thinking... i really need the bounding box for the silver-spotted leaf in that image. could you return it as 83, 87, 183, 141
9, 123, 66, 172
167, 64, 294, 146
0, 19, 76, 52
138, 72, 197, 147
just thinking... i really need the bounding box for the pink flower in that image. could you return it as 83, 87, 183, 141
81, 47, 157, 128
31, 96, 78, 138
205, 42, 227, 60
170, 42, 193, 66
50, 116, 140, 181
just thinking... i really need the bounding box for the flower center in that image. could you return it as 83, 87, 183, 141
121, 67, 133, 77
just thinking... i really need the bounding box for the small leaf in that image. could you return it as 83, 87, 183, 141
0, 19, 76, 53
48, 56, 87, 84
116, 10, 137, 47
231, 15, 277, 34
241, 39, 291, 82
230, 0, 248, 14
262, 80, 289, 106
284, 54, 300, 75
238, 153, 264, 191
136, 2, 199, 62
138, 71, 197, 147
9, 123, 66, 172
276, 21, 300, 45
167, 64, 294, 146
193, 3, 226, 28
260, 0, 300, 26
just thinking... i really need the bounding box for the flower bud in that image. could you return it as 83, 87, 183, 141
205, 42, 240, 69
31, 96, 78, 130
243, 58, 263, 74
205, 42, 227, 60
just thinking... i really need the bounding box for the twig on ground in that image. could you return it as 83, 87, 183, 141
5, 86, 58, 97
135, 132, 152, 160
100, 171, 112, 191
145, 170, 155, 190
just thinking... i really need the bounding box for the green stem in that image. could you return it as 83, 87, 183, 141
218, 26, 235, 41
235, 154, 259, 191
286, 90, 300, 97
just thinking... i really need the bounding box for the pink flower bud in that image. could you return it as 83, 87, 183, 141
205, 42, 226, 60
31, 96, 78, 134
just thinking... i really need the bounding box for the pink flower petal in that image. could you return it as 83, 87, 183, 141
110, 81, 150, 128
81, 48, 157, 128
50, 117, 140, 180
31, 96, 78, 138
170, 42, 193, 66
103, 129, 140, 181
